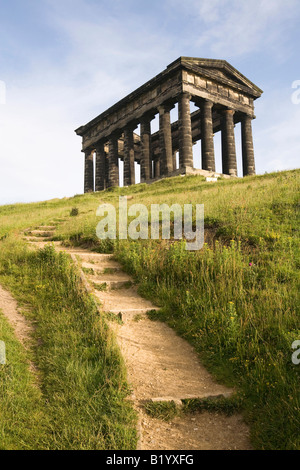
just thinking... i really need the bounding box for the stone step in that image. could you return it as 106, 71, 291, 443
94, 287, 157, 313
22, 236, 52, 243
92, 278, 133, 290
142, 392, 233, 407
36, 226, 57, 231
27, 230, 55, 238
65, 251, 115, 260
109, 308, 160, 321
90, 271, 132, 282
81, 261, 122, 272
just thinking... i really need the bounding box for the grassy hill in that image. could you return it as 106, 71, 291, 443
0, 169, 299, 449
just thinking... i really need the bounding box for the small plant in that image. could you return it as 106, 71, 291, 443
93, 282, 107, 291
143, 401, 180, 421
133, 314, 144, 322
112, 281, 133, 290
82, 267, 94, 275
70, 208, 79, 217
106, 311, 123, 324
182, 395, 242, 416
103, 268, 118, 274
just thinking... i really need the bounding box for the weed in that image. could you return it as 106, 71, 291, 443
70, 208, 79, 217
143, 401, 180, 421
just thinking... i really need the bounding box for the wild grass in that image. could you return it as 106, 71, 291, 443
0, 240, 137, 450
143, 401, 179, 421
143, 395, 242, 421
0, 308, 48, 450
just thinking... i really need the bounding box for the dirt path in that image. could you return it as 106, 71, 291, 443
22, 227, 252, 450
0, 284, 33, 346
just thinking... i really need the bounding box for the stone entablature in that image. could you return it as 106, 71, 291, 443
75, 57, 263, 192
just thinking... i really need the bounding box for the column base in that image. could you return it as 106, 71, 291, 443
140, 167, 237, 185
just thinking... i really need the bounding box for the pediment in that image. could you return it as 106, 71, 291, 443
179, 57, 263, 96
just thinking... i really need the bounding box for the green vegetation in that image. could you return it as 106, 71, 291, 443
0, 308, 46, 450
143, 395, 241, 421
143, 401, 179, 421
70, 207, 79, 217
0, 242, 137, 450
182, 394, 243, 416
0, 169, 299, 449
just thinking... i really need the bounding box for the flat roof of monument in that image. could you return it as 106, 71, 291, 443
75, 56, 263, 136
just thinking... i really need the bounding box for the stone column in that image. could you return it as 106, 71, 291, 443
201, 99, 215, 172
154, 158, 160, 178
172, 150, 177, 171
158, 103, 174, 175
221, 109, 237, 176
178, 92, 193, 169
105, 150, 109, 188
241, 114, 256, 176
95, 142, 106, 191
108, 134, 119, 187
123, 126, 136, 186
84, 150, 94, 193
140, 115, 153, 181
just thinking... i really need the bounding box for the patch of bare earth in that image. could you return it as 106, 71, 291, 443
0, 284, 32, 346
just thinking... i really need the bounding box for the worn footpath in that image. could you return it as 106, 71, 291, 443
0, 224, 252, 450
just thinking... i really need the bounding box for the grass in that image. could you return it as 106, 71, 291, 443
143, 395, 242, 422
143, 401, 179, 422
0, 168, 299, 449
182, 395, 243, 416
0, 309, 47, 450
0, 241, 137, 450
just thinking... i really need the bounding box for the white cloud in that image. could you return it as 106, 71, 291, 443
0, 82, 83, 204
167, 0, 299, 58
254, 87, 300, 173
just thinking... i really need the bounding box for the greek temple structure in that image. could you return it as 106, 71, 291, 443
75, 57, 263, 193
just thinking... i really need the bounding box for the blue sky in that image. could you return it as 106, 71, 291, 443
0, 0, 299, 204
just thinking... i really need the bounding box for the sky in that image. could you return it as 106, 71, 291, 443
0, 0, 299, 205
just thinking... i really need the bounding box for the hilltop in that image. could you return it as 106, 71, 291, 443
0, 169, 299, 450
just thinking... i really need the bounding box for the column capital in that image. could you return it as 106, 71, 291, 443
83, 148, 94, 157
110, 129, 122, 140
179, 91, 192, 100
241, 113, 254, 122
158, 102, 175, 114
94, 140, 105, 152
202, 98, 214, 109
140, 111, 156, 124
124, 121, 138, 132
222, 108, 235, 116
